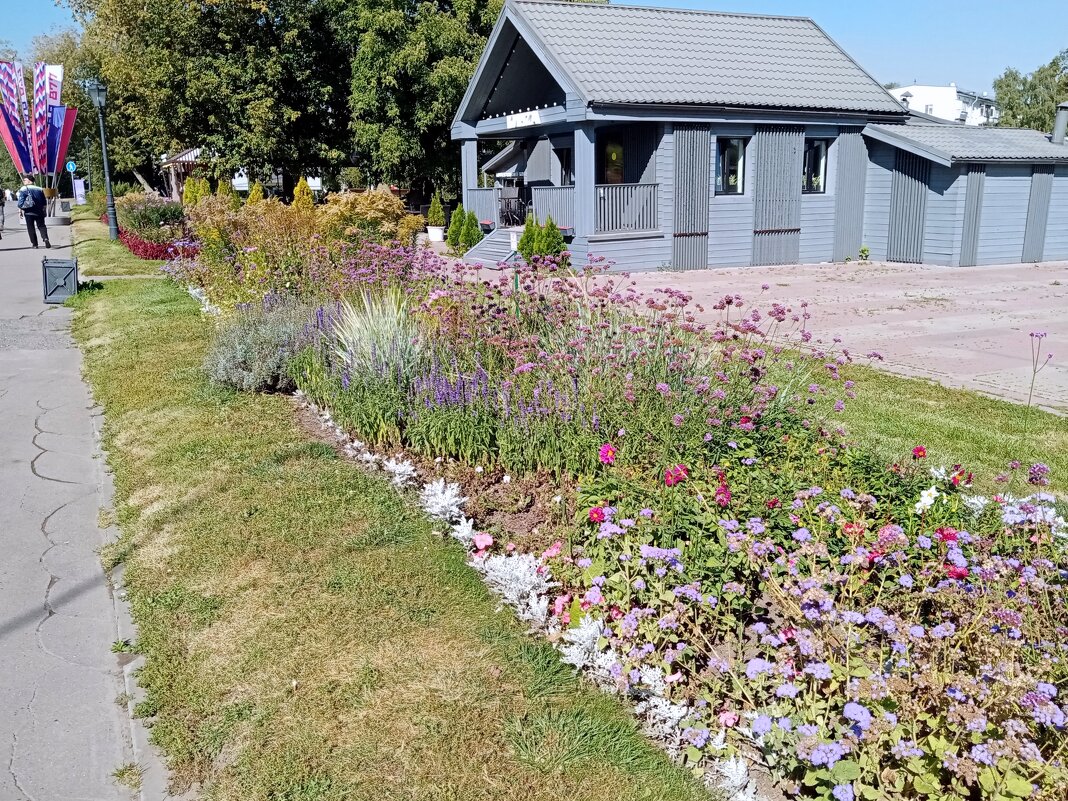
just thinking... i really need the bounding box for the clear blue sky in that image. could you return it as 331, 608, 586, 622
4, 0, 1066, 93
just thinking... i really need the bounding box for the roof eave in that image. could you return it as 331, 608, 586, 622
590, 101, 907, 122
862, 125, 954, 167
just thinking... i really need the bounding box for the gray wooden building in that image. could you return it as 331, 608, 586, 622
451, 1, 1068, 269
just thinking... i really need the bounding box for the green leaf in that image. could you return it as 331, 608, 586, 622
977, 768, 996, 792
684, 745, 702, 764
1002, 772, 1033, 798
912, 774, 940, 795
831, 760, 862, 782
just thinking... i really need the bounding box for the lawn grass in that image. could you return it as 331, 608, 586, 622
71, 277, 709, 800
72, 214, 165, 277
840, 364, 1067, 492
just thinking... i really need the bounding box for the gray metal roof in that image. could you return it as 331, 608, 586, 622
864, 123, 1068, 166
510, 1, 904, 114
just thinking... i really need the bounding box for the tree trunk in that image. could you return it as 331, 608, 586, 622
132, 168, 154, 193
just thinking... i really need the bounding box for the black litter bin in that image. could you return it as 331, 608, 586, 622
42, 257, 78, 304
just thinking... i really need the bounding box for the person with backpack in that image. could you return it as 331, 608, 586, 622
16, 176, 50, 249
0, 187, 5, 240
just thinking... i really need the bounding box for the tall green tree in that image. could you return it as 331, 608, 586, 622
994, 50, 1068, 130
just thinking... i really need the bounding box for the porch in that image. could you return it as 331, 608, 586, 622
465, 182, 659, 235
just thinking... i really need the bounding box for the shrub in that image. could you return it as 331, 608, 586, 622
397, 214, 426, 247
459, 209, 483, 249
317, 189, 406, 242
293, 177, 314, 211
446, 203, 465, 249
540, 215, 566, 258
338, 167, 364, 190
204, 295, 315, 392
427, 193, 445, 227
86, 190, 107, 218
216, 178, 241, 210
246, 181, 265, 204
517, 214, 538, 262
115, 193, 185, 242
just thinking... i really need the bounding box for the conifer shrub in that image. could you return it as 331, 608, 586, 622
427, 193, 445, 227
293, 177, 314, 211
446, 203, 466, 249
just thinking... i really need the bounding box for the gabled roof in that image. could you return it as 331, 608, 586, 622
483, 1, 904, 114
864, 123, 1068, 166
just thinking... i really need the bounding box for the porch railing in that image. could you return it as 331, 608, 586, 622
596, 183, 658, 234
466, 188, 499, 227
531, 186, 575, 229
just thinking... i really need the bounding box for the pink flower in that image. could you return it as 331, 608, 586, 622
588, 506, 607, 523
473, 532, 494, 551
598, 442, 618, 465
664, 464, 689, 487
542, 540, 563, 560
553, 594, 571, 617
912, 446, 927, 459
718, 709, 739, 727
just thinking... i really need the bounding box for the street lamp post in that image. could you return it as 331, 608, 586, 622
85, 79, 118, 240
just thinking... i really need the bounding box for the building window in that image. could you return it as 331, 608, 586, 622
715, 137, 747, 195
924, 104, 934, 114
802, 139, 830, 193
557, 147, 573, 186
602, 140, 624, 184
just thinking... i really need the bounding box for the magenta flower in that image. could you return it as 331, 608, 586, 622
598, 442, 618, 465
664, 464, 689, 487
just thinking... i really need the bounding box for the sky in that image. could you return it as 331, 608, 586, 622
3, 0, 1065, 94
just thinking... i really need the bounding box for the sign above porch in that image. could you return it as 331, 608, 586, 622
506, 110, 542, 129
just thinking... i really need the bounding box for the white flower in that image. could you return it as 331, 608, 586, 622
383, 457, 417, 486
419, 478, 467, 522
502, 474, 511, 484
450, 517, 476, 548
914, 485, 939, 515
551, 495, 562, 505
962, 494, 989, 515
434, 456, 443, 463
474, 466, 483, 473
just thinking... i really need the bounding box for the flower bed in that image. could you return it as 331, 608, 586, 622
266, 253, 1067, 801
102, 212, 198, 261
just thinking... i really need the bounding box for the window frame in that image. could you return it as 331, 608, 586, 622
801, 138, 831, 195
715, 137, 748, 196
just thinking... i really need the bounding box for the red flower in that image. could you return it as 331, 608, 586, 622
945, 565, 968, 580
912, 446, 927, 459
766, 497, 781, 509
935, 526, 959, 544
588, 507, 606, 523
664, 464, 689, 487
714, 479, 731, 507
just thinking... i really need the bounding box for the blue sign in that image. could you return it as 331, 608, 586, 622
65, 160, 77, 173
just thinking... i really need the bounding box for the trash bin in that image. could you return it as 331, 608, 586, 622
42, 257, 78, 304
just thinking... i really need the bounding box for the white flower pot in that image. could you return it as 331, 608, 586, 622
427, 225, 445, 242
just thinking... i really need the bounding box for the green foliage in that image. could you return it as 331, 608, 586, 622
246, 181, 265, 204
446, 202, 466, 249
540, 216, 566, 258
994, 49, 1068, 130
203, 297, 313, 393
183, 177, 211, 207
397, 214, 426, 247
338, 167, 364, 190
427, 193, 445, 227
858, 244, 870, 261
216, 178, 241, 210
460, 209, 483, 249
115, 193, 186, 242
517, 214, 539, 262
317, 189, 406, 242
293, 177, 314, 211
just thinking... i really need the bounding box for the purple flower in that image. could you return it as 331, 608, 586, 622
891, 739, 924, 759
793, 527, 811, 542
745, 658, 774, 681
832, 785, 854, 801
908, 625, 926, 639
805, 662, 833, 680
916, 535, 932, 550
776, 682, 800, 699
809, 742, 848, 768
844, 702, 872, 730
752, 714, 773, 736
898, 574, 914, 589
931, 622, 956, 639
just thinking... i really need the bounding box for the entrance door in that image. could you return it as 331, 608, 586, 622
672, 124, 710, 269
886, 150, 930, 263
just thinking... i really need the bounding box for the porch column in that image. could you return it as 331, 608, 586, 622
461, 138, 478, 209
573, 123, 596, 238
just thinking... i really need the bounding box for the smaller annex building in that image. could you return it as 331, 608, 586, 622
451, 0, 1068, 270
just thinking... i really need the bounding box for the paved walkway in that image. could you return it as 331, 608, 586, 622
0, 203, 135, 799
630, 260, 1068, 414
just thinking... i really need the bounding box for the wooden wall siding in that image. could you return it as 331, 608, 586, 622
708, 134, 755, 267
525, 138, 554, 186
588, 234, 671, 271
657, 124, 675, 239
862, 141, 894, 261
1022, 165, 1055, 262
886, 150, 930, 263
672, 123, 711, 270
799, 194, 835, 263
1042, 165, 1068, 260
751, 125, 804, 265
959, 165, 985, 267
976, 165, 1031, 265
832, 127, 867, 261
922, 164, 963, 266
467, 188, 500, 226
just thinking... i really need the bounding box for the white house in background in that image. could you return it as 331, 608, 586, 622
889, 84, 1000, 126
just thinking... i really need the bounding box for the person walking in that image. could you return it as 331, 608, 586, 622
0, 188, 5, 241
16, 176, 50, 249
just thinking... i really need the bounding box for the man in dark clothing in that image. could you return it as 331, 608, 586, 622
16, 176, 50, 249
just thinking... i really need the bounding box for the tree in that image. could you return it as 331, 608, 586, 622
517, 214, 538, 262
459, 209, 483, 249
293, 176, 314, 210
216, 176, 241, 209
540, 216, 565, 258
247, 181, 265, 204
994, 51, 1068, 130
446, 202, 466, 249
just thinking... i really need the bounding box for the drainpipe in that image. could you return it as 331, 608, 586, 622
1053, 102, 1068, 145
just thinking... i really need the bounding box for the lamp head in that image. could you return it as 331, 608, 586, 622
85, 79, 108, 109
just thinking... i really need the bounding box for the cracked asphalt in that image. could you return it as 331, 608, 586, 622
0, 204, 134, 799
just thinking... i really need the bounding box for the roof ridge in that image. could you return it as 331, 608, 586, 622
508, 0, 814, 24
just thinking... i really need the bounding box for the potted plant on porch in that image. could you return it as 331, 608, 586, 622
426, 193, 446, 242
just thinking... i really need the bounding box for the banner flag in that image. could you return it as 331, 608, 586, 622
46, 105, 66, 173
13, 62, 36, 173
55, 106, 77, 176
74, 177, 86, 205
0, 106, 31, 174
32, 62, 49, 174
45, 64, 63, 106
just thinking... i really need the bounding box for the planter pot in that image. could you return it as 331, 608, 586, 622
427, 225, 445, 242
